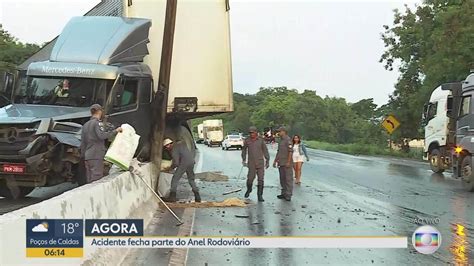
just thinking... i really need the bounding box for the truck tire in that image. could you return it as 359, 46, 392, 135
429, 148, 445, 173
0, 180, 35, 199
460, 156, 474, 192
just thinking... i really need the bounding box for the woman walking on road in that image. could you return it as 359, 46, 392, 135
292, 135, 309, 184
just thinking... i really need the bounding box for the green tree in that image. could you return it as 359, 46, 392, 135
0, 24, 41, 72
380, 0, 474, 139
350, 98, 378, 121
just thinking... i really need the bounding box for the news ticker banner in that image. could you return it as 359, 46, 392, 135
85, 236, 407, 249
26, 219, 414, 258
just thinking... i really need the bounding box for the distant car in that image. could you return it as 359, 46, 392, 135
222, 135, 244, 150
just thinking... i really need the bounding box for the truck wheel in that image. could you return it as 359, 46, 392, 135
0, 181, 35, 199
460, 156, 474, 192
429, 149, 445, 173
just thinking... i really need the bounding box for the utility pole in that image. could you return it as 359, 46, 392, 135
151, 0, 178, 192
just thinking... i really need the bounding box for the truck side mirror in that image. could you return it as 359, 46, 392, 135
0, 71, 15, 99
446, 96, 453, 118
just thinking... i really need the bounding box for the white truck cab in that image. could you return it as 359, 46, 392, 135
423, 86, 455, 173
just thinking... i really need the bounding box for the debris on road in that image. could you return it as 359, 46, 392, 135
223, 188, 242, 195
160, 197, 247, 208
195, 171, 229, 182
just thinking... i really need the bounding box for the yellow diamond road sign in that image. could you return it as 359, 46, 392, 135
382, 115, 400, 134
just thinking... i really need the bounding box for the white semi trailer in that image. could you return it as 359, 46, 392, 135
203, 119, 224, 147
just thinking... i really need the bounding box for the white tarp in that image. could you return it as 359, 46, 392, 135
105, 124, 140, 170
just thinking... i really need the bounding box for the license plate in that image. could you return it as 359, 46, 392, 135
3, 164, 26, 174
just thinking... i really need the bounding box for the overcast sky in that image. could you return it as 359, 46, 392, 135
0, 0, 420, 105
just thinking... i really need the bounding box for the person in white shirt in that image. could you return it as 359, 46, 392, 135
292, 135, 309, 184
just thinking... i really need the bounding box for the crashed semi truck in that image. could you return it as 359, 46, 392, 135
0, 0, 233, 198
423, 71, 474, 191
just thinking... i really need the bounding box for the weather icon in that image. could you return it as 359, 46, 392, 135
32, 222, 49, 233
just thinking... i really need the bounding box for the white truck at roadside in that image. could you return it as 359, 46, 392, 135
423, 85, 456, 173
196, 123, 204, 143
203, 119, 224, 147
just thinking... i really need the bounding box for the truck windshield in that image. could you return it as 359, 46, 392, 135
206, 127, 222, 131
14, 76, 114, 107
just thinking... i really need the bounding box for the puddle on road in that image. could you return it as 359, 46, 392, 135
387, 163, 423, 178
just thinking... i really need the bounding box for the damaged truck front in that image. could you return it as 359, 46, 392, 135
0, 0, 233, 199
0, 18, 155, 198
0, 0, 233, 198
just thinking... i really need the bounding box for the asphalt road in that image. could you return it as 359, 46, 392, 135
2, 143, 472, 265
184, 144, 473, 265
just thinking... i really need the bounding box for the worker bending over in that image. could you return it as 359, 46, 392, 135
163, 138, 201, 202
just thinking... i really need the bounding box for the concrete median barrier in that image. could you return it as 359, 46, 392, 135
0, 163, 164, 265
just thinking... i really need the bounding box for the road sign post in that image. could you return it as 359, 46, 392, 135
381, 115, 401, 152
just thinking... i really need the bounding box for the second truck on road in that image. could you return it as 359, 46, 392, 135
423, 71, 474, 191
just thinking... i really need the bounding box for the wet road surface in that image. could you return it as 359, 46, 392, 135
185, 144, 473, 265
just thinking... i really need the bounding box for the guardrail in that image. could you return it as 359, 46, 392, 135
0, 163, 161, 265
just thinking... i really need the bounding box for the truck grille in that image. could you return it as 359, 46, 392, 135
0, 123, 38, 154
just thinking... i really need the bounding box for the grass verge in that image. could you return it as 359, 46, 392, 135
305, 140, 424, 160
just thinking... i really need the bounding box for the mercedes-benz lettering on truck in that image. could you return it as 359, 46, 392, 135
203, 119, 224, 147
0, 0, 233, 198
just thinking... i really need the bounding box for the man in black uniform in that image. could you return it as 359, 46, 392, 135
273, 126, 293, 201
163, 138, 201, 202
80, 104, 122, 183
241, 126, 270, 202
